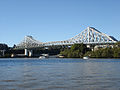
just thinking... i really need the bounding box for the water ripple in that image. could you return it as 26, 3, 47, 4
0, 58, 120, 89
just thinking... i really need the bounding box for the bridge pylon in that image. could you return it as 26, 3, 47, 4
24, 49, 28, 56
24, 49, 33, 57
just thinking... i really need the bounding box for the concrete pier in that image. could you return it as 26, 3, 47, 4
28, 50, 33, 57
24, 49, 28, 56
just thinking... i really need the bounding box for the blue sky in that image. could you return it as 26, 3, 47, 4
0, 0, 120, 46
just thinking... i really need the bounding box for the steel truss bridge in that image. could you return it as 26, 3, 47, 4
15, 27, 117, 49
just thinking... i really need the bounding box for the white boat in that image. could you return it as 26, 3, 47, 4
39, 54, 49, 59
83, 56, 89, 59
39, 56, 46, 59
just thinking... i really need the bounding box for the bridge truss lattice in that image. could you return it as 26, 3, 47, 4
15, 27, 117, 49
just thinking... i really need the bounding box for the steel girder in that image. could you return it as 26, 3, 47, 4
15, 27, 117, 49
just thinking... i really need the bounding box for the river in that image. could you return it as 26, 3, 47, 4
0, 58, 120, 90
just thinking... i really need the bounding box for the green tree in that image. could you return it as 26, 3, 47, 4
113, 48, 120, 58
60, 43, 89, 58
101, 48, 113, 58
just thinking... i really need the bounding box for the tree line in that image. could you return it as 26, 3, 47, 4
60, 42, 120, 58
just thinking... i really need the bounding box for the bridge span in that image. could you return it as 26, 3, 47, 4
14, 27, 118, 56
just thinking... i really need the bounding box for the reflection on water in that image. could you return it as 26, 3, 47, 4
0, 58, 120, 89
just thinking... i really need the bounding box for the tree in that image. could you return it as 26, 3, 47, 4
113, 48, 120, 58
60, 43, 89, 58
0, 43, 8, 50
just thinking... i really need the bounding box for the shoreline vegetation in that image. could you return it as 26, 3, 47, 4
60, 43, 90, 58
60, 42, 120, 58
0, 42, 120, 58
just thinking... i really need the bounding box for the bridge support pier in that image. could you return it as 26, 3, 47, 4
24, 49, 28, 56
28, 50, 33, 57
24, 49, 33, 57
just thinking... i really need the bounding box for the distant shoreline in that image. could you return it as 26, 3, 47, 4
0, 57, 120, 59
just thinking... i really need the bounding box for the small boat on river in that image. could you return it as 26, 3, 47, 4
39, 56, 46, 59
39, 54, 49, 59
83, 56, 89, 60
